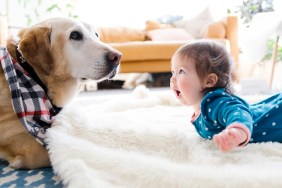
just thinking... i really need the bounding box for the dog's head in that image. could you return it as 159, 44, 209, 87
17, 17, 121, 82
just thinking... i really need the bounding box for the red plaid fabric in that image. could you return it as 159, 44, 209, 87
0, 47, 59, 146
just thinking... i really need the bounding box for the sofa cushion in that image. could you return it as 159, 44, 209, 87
109, 39, 228, 62
146, 28, 194, 41
110, 41, 186, 61
172, 7, 214, 39
97, 27, 146, 43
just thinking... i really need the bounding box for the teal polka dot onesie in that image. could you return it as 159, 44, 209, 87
191, 88, 282, 143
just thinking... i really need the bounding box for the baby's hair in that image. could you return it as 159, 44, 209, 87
174, 40, 234, 94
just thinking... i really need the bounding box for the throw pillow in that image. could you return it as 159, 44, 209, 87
97, 27, 146, 43
156, 15, 183, 24
172, 7, 214, 39
145, 20, 173, 31
146, 28, 194, 41
204, 21, 226, 38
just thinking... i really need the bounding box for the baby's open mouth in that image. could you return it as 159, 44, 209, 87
175, 90, 181, 97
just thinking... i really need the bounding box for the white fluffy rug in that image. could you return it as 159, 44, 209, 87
46, 86, 282, 188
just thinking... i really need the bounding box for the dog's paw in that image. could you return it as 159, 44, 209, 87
9, 156, 24, 169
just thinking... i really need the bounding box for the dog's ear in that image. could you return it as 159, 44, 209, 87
18, 26, 53, 75
6, 39, 19, 60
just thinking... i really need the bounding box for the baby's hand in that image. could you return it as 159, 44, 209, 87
212, 123, 248, 152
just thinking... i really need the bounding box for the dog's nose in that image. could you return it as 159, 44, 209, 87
108, 51, 122, 65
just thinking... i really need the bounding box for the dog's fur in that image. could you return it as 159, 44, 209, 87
0, 17, 121, 169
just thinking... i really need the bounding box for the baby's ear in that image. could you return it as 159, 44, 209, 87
204, 73, 218, 88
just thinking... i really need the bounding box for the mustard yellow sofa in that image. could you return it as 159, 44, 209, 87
97, 15, 239, 74
0, 14, 239, 75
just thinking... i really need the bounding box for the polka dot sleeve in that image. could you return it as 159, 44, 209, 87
200, 89, 254, 135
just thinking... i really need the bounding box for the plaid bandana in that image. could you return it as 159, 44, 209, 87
0, 47, 61, 146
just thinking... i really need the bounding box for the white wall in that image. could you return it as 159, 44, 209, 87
75, 0, 238, 28
2, 0, 241, 29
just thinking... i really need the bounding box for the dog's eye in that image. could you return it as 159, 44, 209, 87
70, 31, 83, 40
95, 32, 99, 38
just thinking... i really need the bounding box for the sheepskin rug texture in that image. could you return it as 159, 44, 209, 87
46, 86, 282, 188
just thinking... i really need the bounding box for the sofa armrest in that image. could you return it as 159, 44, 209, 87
205, 15, 239, 67
226, 15, 239, 65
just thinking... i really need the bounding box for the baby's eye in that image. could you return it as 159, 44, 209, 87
179, 69, 185, 74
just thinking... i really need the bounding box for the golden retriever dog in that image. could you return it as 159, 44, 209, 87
0, 17, 121, 169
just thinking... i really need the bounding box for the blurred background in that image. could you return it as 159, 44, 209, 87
1, 0, 282, 94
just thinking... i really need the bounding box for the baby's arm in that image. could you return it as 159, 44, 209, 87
212, 122, 251, 152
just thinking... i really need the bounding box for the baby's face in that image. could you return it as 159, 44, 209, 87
170, 55, 204, 107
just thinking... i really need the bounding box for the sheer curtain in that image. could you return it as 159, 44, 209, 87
240, 12, 282, 63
